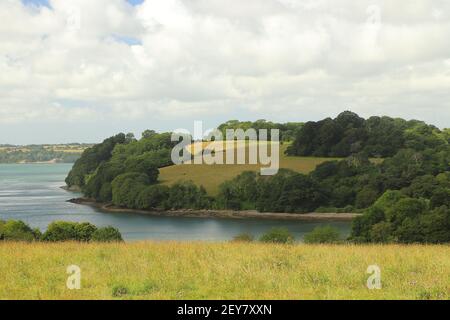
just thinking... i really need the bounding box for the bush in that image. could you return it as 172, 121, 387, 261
75, 222, 98, 242
259, 228, 294, 244
41, 221, 80, 242
0, 220, 3, 238
0, 220, 123, 243
303, 226, 341, 244
232, 233, 254, 242
0, 220, 39, 242
91, 227, 123, 242
41, 221, 112, 242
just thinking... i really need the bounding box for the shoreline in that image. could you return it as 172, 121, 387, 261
0, 161, 74, 165
68, 197, 361, 221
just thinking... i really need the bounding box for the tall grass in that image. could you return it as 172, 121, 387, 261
0, 242, 448, 300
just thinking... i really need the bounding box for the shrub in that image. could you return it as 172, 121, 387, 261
1, 220, 123, 243
259, 228, 294, 244
232, 233, 254, 242
303, 226, 341, 244
41, 221, 80, 242
42, 221, 99, 242
0, 220, 39, 242
75, 222, 98, 242
91, 227, 123, 242
0, 220, 5, 240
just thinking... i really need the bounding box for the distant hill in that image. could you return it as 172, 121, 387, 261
0, 144, 93, 164
64, 114, 450, 244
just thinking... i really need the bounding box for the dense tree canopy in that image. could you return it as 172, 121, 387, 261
65, 133, 127, 187
217, 169, 326, 213
218, 120, 303, 141
351, 191, 450, 243
287, 111, 448, 157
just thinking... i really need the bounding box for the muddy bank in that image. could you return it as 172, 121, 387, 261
68, 197, 361, 221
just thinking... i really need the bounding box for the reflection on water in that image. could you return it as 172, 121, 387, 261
0, 164, 351, 241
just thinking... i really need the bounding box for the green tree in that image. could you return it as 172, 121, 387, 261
0, 220, 39, 242
111, 172, 150, 208
91, 227, 123, 242
42, 222, 80, 242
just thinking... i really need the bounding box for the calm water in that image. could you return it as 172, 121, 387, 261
0, 164, 351, 241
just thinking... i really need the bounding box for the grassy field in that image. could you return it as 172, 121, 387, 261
159, 143, 340, 195
0, 242, 448, 300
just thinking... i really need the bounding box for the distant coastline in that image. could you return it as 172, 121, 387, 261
68, 197, 361, 221
17, 159, 64, 164
0, 160, 75, 164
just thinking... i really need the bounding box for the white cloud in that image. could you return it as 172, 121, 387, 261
0, 0, 449, 143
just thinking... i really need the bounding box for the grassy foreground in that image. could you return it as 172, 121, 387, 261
0, 242, 449, 300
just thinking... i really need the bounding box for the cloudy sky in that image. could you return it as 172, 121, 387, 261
1, 0, 449, 144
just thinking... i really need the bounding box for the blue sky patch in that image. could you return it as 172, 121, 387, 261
111, 35, 142, 46
127, 0, 145, 6
22, 0, 51, 8
22, 0, 144, 9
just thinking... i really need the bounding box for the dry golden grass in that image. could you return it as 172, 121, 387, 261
0, 242, 448, 300
160, 143, 340, 195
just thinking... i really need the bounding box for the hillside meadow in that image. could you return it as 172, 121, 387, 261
0, 242, 448, 300
159, 143, 341, 195
159, 142, 384, 195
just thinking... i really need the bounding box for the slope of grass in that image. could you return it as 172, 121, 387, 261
0, 242, 448, 300
159, 143, 340, 195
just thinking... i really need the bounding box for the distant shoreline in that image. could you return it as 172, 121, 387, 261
0, 161, 75, 164
68, 197, 361, 221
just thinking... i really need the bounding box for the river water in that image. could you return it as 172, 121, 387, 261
0, 164, 351, 241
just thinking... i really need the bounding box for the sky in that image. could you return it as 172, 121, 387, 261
1, 0, 449, 144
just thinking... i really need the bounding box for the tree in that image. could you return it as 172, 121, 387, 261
111, 172, 150, 208
287, 111, 447, 158
369, 222, 393, 243
42, 221, 81, 242
91, 227, 123, 242
65, 133, 126, 188
135, 185, 169, 210
74, 222, 98, 242
0, 220, 39, 242
355, 187, 379, 209
142, 130, 156, 139
125, 132, 136, 143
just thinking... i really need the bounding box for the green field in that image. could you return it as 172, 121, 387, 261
0, 242, 448, 300
159, 143, 340, 195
